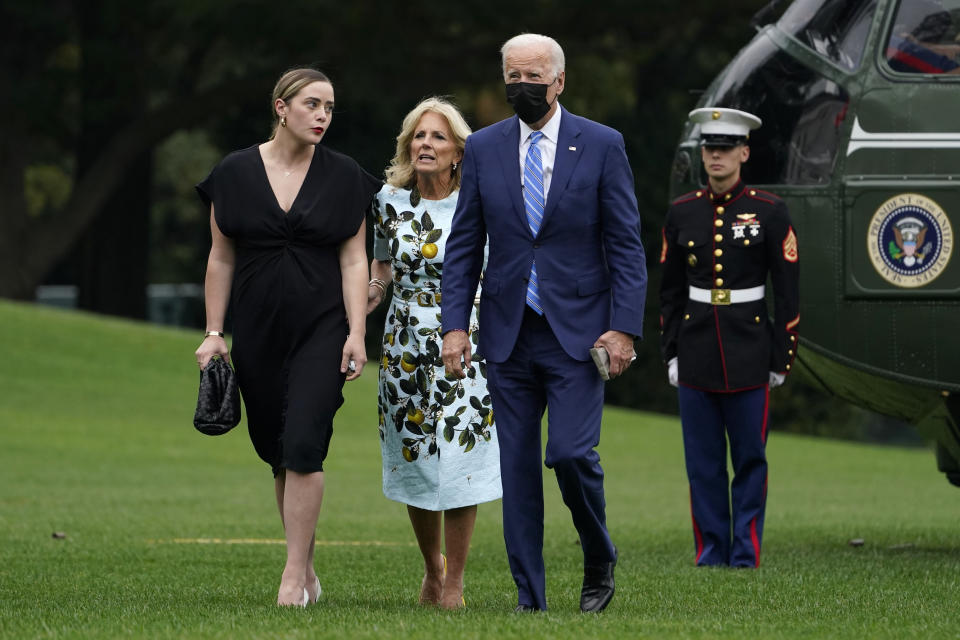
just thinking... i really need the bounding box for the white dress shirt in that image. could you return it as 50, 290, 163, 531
519, 105, 562, 206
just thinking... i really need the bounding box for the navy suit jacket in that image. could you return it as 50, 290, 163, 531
442, 107, 647, 363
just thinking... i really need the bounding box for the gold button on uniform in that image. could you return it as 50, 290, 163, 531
788, 349, 794, 356
714, 249, 722, 257
785, 364, 791, 371
715, 219, 723, 227
725, 193, 731, 200
744, 239, 751, 245
716, 206, 725, 214
684, 313, 690, 320
696, 191, 702, 198
750, 190, 757, 196
714, 234, 723, 242
687, 240, 694, 247
715, 278, 724, 287
715, 264, 723, 272
754, 316, 761, 323
790, 336, 796, 342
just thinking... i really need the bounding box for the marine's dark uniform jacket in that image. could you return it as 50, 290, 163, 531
659, 180, 800, 392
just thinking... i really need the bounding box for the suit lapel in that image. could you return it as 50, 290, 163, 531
496, 118, 529, 236
543, 108, 583, 228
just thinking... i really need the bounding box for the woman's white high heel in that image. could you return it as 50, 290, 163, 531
308, 577, 322, 604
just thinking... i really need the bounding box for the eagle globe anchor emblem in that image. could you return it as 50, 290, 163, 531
888, 216, 931, 268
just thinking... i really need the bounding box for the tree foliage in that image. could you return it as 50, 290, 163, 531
1, 0, 765, 300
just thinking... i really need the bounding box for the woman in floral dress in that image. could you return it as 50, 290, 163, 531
367, 98, 501, 609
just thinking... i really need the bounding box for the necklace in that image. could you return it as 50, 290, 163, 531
281, 159, 309, 179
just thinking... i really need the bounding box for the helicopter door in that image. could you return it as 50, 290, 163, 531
842, 89, 959, 296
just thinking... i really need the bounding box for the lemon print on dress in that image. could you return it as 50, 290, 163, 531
421, 243, 438, 259
400, 352, 417, 373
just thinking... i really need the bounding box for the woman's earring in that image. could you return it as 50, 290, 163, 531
281, 116, 287, 128
451, 162, 458, 174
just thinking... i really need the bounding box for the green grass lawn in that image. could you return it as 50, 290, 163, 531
0, 299, 958, 639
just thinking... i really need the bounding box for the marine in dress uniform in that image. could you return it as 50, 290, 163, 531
659, 108, 799, 568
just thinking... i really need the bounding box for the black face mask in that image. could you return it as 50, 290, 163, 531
505, 81, 554, 124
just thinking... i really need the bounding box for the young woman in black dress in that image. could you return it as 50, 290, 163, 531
194, 68, 381, 607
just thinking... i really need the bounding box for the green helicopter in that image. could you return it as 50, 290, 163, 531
669, 0, 960, 484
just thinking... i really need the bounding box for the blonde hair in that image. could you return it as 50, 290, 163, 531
384, 97, 472, 190
269, 67, 331, 138
500, 33, 565, 80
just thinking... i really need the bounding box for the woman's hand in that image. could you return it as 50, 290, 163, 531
341, 333, 367, 381
195, 336, 230, 370
366, 283, 383, 314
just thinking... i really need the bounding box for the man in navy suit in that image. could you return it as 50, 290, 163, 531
441, 33, 647, 613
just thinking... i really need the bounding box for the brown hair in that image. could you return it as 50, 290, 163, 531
270, 67, 332, 137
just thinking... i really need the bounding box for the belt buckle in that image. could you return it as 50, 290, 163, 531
711, 288, 731, 305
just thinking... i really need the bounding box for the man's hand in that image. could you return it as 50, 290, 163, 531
441, 330, 472, 379
593, 330, 636, 379
668, 357, 678, 387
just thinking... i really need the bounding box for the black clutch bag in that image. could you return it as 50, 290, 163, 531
193, 356, 241, 435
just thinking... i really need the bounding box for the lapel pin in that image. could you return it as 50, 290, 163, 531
568, 146, 577, 151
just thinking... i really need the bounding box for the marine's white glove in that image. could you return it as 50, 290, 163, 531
769, 371, 786, 388
668, 357, 678, 388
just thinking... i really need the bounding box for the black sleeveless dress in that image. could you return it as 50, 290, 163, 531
197, 144, 381, 474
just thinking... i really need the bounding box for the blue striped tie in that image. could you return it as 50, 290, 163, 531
524, 131, 545, 315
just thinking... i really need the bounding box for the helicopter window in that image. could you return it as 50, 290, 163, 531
709, 37, 850, 185
778, 0, 878, 70
884, 0, 960, 74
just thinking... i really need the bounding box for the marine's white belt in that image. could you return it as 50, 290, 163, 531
689, 285, 765, 304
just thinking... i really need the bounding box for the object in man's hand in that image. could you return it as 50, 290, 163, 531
589, 347, 610, 381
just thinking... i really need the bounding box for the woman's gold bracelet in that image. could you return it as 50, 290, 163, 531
369, 278, 387, 297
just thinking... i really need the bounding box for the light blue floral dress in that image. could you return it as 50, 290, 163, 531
372, 184, 501, 511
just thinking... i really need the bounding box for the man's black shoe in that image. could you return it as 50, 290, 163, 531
580, 549, 617, 613
514, 604, 539, 613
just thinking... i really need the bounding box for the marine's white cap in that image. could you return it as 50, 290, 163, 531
689, 107, 762, 147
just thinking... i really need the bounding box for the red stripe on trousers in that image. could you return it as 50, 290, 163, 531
750, 516, 761, 568
690, 487, 704, 564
